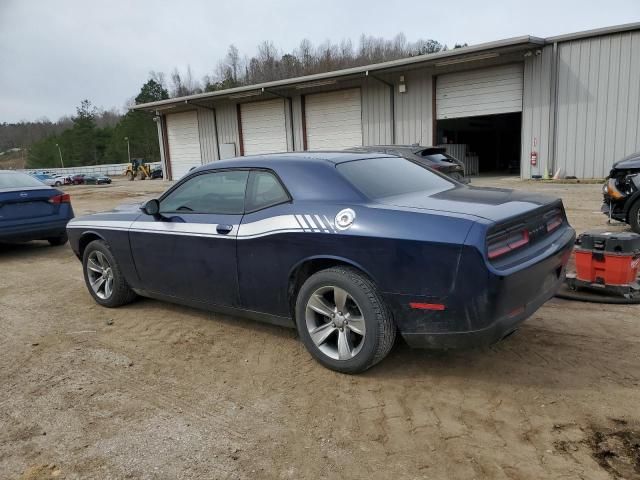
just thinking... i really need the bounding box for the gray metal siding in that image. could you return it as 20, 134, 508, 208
521, 47, 553, 178
554, 31, 640, 178
197, 109, 218, 163
291, 95, 304, 151
394, 71, 433, 145
361, 77, 393, 145
216, 103, 240, 154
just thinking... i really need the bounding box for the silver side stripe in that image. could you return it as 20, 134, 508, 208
304, 215, 318, 232
295, 214, 309, 230
236, 215, 301, 238
323, 215, 337, 233
68, 214, 339, 240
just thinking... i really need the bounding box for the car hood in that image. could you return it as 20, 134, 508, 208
377, 186, 558, 222
612, 152, 640, 170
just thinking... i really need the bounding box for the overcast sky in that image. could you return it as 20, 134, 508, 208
1, 0, 638, 123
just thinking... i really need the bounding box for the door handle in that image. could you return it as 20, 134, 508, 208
216, 224, 233, 235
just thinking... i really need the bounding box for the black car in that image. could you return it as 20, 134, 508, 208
348, 145, 469, 183
602, 151, 640, 233
150, 167, 163, 180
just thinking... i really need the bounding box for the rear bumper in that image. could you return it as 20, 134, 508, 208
401, 270, 563, 348
0, 218, 71, 242
392, 227, 575, 349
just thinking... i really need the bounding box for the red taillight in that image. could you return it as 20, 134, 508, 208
49, 193, 70, 204
487, 229, 530, 260
546, 215, 563, 233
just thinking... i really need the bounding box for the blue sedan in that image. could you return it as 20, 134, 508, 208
67, 153, 575, 373
1, 171, 74, 245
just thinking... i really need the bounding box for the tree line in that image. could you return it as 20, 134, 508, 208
8, 33, 465, 168
26, 80, 168, 169
167, 34, 463, 96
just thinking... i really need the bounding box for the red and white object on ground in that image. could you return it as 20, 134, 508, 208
568, 230, 640, 298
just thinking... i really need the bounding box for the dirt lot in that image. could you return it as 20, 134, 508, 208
1, 177, 639, 480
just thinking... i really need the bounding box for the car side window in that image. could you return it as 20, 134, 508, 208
245, 170, 290, 212
160, 170, 249, 215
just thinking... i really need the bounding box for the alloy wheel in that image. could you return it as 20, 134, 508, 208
305, 285, 366, 360
86, 250, 114, 300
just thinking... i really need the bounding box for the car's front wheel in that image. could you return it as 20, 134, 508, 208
295, 266, 395, 373
82, 240, 137, 307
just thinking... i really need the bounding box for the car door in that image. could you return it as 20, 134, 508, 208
236, 169, 294, 316
129, 169, 249, 306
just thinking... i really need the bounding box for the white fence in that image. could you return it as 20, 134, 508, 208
22, 162, 161, 177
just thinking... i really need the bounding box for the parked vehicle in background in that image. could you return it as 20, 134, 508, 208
348, 145, 469, 183
0, 171, 74, 245
150, 167, 163, 180
70, 174, 86, 185
84, 175, 112, 185
31, 173, 58, 187
602, 152, 640, 233
67, 152, 574, 373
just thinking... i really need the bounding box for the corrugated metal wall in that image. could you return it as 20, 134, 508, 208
216, 103, 240, 155
291, 95, 304, 151
362, 77, 393, 145
522, 46, 553, 178
197, 109, 218, 163
394, 71, 433, 145
554, 31, 640, 178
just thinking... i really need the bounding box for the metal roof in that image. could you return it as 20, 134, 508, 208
132, 22, 640, 112
132, 35, 543, 111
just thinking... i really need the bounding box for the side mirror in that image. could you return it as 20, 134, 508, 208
142, 198, 160, 216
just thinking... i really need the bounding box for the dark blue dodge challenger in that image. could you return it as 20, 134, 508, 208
68, 153, 575, 373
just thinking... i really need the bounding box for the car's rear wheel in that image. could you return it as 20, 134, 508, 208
47, 232, 68, 246
83, 240, 137, 307
295, 266, 395, 373
629, 201, 640, 234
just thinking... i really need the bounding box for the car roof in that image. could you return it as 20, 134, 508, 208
197, 151, 395, 172
347, 145, 447, 155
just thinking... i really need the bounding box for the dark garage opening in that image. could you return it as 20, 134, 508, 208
436, 112, 522, 175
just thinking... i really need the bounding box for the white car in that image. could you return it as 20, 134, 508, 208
31, 174, 65, 187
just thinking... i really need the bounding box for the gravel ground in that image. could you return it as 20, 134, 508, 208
1, 176, 639, 480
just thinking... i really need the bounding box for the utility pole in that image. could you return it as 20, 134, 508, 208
124, 137, 131, 163
55, 143, 64, 168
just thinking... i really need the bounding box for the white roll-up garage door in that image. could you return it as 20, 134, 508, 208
305, 89, 362, 149
436, 64, 524, 120
166, 111, 202, 179
240, 99, 287, 155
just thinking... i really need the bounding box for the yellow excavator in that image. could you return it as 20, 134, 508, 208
123, 158, 152, 180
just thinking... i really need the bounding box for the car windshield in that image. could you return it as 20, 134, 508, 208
0, 172, 50, 189
337, 156, 454, 200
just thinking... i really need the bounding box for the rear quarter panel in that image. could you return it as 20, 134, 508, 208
237, 201, 477, 317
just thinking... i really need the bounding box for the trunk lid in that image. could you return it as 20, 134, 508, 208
0, 186, 59, 222
378, 185, 558, 222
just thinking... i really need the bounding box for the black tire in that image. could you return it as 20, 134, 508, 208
629, 200, 640, 234
47, 232, 68, 246
82, 239, 137, 308
55, 181, 62, 187
295, 266, 395, 374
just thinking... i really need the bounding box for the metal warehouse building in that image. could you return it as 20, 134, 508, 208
134, 23, 640, 180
